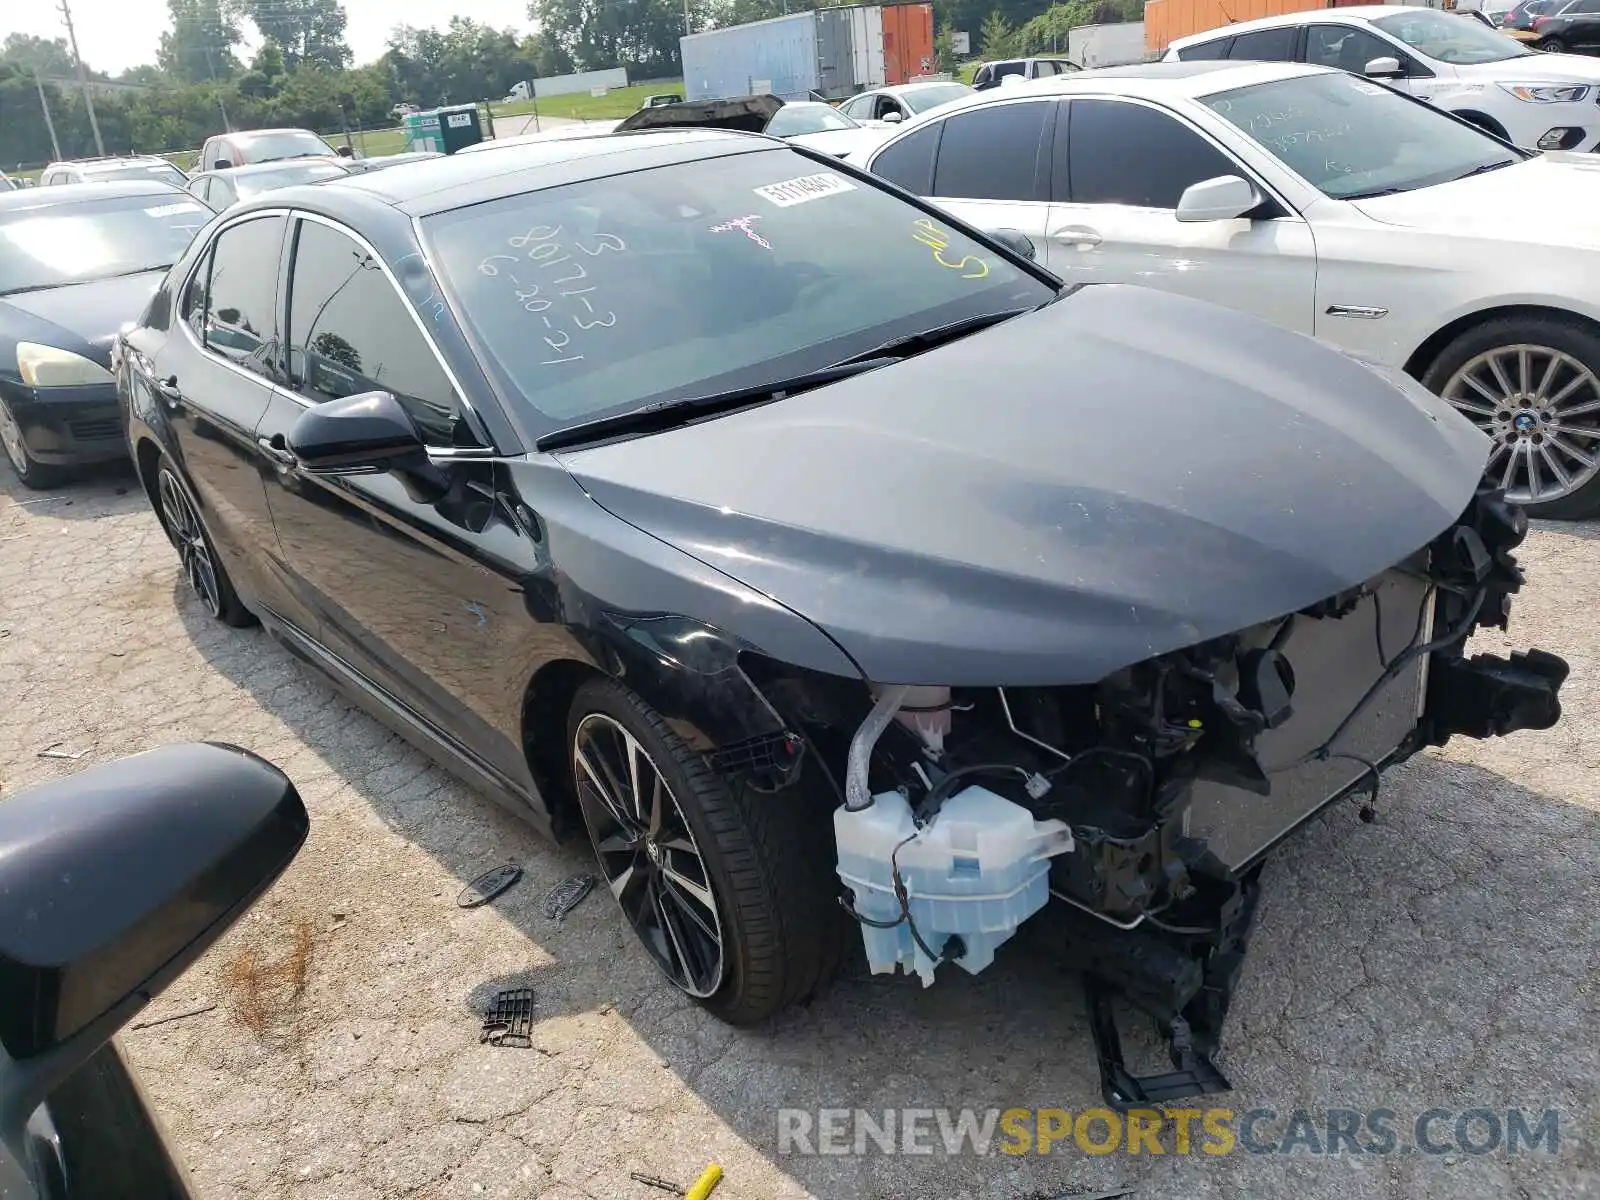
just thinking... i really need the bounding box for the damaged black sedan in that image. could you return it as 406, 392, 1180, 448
115, 129, 1565, 1106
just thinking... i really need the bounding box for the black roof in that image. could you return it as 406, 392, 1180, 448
0, 178, 190, 216
252, 127, 780, 221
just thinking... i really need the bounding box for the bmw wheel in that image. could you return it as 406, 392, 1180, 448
1424, 314, 1600, 519
0, 396, 65, 489
154, 455, 255, 627
566, 676, 848, 1025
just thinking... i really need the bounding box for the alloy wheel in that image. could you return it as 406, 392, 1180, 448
572, 712, 726, 998
1441, 343, 1600, 507
0, 399, 27, 475
157, 467, 224, 619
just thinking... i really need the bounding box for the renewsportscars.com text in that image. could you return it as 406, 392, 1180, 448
775, 1107, 1563, 1158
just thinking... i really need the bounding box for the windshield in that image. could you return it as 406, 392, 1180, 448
1372, 9, 1532, 61
767, 104, 860, 136
0, 194, 210, 294
423, 148, 1050, 433
902, 83, 974, 112
1204, 71, 1522, 200
234, 162, 347, 198
84, 161, 188, 187
237, 130, 337, 163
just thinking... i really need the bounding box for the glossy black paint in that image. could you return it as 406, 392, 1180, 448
0, 744, 306, 1200
0, 743, 308, 1061
286, 390, 426, 469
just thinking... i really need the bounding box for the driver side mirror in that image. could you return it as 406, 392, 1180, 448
288, 390, 450, 503
1175, 174, 1263, 223
212, 159, 232, 171
1364, 56, 1404, 77
0, 744, 306, 1133
988, 226, 1038, 261
882, 110, 904, 123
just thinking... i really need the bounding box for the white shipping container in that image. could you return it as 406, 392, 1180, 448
1068, 21, 1147, 68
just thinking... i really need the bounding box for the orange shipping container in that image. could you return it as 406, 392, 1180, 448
1145, 0, 1336, 56
883, 2, 936, 84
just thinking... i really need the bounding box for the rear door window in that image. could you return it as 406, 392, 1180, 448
931, 102, 1052, 201
869, 123, 941, 194
1178, 35, 1234, 59
1227, 27, 1299, 60
201, 215, 286, 380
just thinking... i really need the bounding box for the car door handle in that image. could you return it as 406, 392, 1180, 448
1051, 226, 1103, 247
155, 375, 183, 408
257, 436, 297, 468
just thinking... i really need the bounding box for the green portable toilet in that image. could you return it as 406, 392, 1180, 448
436, 104, 485, 154
401, 109, 443, 153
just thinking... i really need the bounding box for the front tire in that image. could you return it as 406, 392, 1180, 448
153, 454, 256, 626
0, 397, 66, 489
567, 677, 848, 1025
1538, 35, 1565, 51
1422, 314, 1600, 519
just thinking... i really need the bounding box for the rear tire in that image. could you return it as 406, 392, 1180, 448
153, 453, 256, 627
0, 397, 67, 489
1421, 313, 1600, 520
567, 677, 849, 1025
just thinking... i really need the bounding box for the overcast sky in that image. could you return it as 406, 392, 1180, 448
2, 0, 536, 76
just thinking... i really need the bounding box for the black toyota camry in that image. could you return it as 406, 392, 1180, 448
116, 129, 1566, 1103
0, 181, 214, 487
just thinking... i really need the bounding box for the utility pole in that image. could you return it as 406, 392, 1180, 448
34, 72, 63, 161
58, 0, 105, 156
684, 0, 692, 36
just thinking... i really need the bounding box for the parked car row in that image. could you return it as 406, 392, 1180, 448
0, 78, 1573, 1114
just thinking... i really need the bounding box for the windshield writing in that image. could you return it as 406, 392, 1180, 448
767, 105, 858, 136
425, 149, 1049, 433
903, 84, 974, 112
239, 131, 336, 162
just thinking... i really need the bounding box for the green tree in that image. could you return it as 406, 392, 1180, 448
157, 0, 242, 84
0, 34, 78, 79
246, 0, 352, 73
933, 28, 957, 73
529, 0, 708, 74
237, 40, 286, 99
978, 10, 1018, 57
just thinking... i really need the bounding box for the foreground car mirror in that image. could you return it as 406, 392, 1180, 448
1364, 56, 1404, 77
288, 390, 426, 472
1175, 174, 1262, 223
988, 226, 1038, 260
0, 744, 306, 1135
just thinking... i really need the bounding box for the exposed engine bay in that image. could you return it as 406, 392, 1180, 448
734, 485, 1567, 1107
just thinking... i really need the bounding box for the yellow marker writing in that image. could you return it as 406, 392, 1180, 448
912, 218, 991, 280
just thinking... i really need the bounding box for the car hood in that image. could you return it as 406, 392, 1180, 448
1458, 52, 1600, 78
1351, 153, 1600, 247
0, 270, 165, 367
556, 284, 1489, 687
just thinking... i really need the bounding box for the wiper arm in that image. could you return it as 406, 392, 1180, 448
1445, 158, 1519, 183
833, 306, 1034, 368
536, 357, 897, 452
1340, 186, 1407, 200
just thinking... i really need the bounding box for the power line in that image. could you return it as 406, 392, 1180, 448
59, 0, 106, 156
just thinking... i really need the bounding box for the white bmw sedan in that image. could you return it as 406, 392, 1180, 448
855, 60, 1600, 516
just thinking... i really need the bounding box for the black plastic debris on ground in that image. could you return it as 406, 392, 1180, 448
457, 863, 523, 909
480, 987, 536, 1047
544, 872, 597, 921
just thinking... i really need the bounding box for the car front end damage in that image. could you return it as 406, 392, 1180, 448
737, 485, 1564, 1107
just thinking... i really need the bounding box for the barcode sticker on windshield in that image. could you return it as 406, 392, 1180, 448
145, 202, 206, 217
754, 172, 856, 207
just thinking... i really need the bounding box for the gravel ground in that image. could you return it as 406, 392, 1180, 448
2, 459, 1597, 1200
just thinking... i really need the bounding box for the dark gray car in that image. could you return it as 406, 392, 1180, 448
117, 130, 1565, 1107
